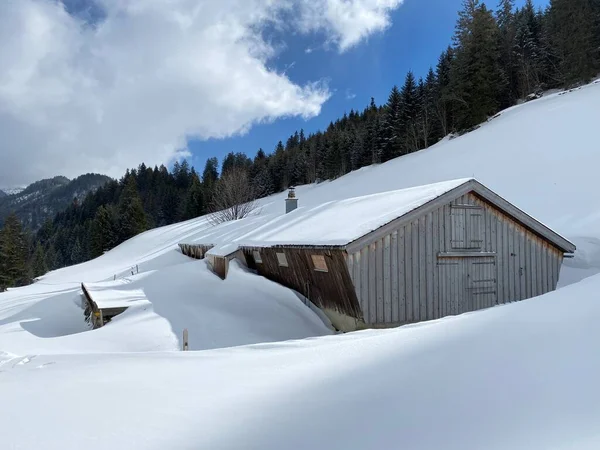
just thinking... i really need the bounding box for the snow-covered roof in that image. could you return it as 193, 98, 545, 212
241, 178, 472, 247
181, 177, 575, 254
83, 281, 150, 309
183, 179, 473, 254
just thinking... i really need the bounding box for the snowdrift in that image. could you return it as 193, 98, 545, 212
2, 275, 600, 449
1, 81, 600, 449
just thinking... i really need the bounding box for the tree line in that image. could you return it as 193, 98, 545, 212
1, 0, 598, 290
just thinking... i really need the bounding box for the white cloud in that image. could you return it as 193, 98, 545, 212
297, 0, 404, 52
0, 0, 403, 185
345, 89, 357, 100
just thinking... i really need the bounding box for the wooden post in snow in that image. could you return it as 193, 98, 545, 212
182, 329, 189, 351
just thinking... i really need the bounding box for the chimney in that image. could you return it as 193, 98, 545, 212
285, 186, 298, 214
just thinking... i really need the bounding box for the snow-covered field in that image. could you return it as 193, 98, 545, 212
1, 81, 600, 449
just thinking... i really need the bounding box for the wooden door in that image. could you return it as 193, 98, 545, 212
466, 257, 497, 312
438, 256, 497, 317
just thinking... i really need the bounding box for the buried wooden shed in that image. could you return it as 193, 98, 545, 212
182, 179, 576, 331
81, 282, 149, 329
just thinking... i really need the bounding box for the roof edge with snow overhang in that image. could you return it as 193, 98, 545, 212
345, 179, 576, 255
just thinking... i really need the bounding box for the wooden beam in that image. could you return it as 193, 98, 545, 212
437, 252, 498, 258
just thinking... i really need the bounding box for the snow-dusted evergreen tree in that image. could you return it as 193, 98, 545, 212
180, 172, 204, 220
70, 238, 83, 265
0, 213, 29, 289
513, 1, 548, 96
399, 71, 419, 154
547, 0, 600, 85
417, 70, 439, 149
381, 85, 403, 161
496, 0, 518, 107
31, 242, 48, 279
118, 176, 148, 242
435, 47, 456, 135
91, 205, 117, 258
451, 1, 507, 129
363, 98, 383, 165
349, 129, 366, 171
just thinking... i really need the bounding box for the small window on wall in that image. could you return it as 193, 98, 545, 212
311, 255, 328, 272
276, 252, 288, 267
450, 205, 483, 250
253, 251, 263, 264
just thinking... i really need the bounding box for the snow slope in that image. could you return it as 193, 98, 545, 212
0, 255, 331, 355
2, 276, 600, 449
1, 81, 600, 449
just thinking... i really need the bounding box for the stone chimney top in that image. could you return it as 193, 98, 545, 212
285, 187, 298, 214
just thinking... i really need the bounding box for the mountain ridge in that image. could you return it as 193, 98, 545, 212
0, 173, 112, 229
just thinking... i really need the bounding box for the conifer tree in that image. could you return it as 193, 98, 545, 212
91, 205, 117, 258
250, 148, 274, 196
202, 157, 219, 207
117, 177, 147, 242
451, 2, 507, 129
70, 238, 83, 265
513, 1, 550, 97
31, 242, 48, 279
423, 67, 443, 144
174, 159, 191, 189
271, 141, 287, 189
350, 131, 366, 170
548, 0, 600, 85
364, 98, 383, 164
0, 213, 29, 289
435, 47, 456, 135
454, 0, 480, 45
496, 0, 518, 106
45, 243, 58, 271
381, 85, 403, 160
181, 173, 204, 220
399, 71, 419, 153
417, 72, 439, 149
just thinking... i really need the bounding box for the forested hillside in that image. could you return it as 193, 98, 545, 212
0, 0, 598, 290
0, 174, 111, 230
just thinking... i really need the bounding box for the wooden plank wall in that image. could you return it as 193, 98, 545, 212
468, 194, 564, 303
179, 244, 213, 260
244, 247, 363, 320
81, 283, 102, 329
347, 193, 565, 327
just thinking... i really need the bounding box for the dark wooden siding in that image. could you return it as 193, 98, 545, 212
243, 247, 362, 320
179, 244, 213, 259
212, 257, 228, 280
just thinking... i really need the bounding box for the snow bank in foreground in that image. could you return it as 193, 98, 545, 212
2, 273, 600, 449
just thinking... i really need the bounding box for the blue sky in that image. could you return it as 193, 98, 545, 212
188, 0, 549, 171
0, 0, 550, 186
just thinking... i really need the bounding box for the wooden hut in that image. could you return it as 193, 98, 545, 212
81, 282, 149, 329
181, 179, 576, 331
